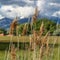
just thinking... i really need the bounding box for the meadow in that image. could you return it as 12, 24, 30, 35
0, 36, 60, 60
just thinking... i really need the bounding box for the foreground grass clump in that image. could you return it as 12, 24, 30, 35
0, 45, 60, 60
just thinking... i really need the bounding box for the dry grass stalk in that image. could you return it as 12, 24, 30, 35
39, 22, 44, 37
39, 44, 44, 60
33, 30, 37, 42
10, 44, 17, 60
29, 30, 37, 51
32, 30, 37, 60
29, 35, 33, 49
9, 17, 17, 35
39, 31, 49, 60
36, 22, 44, 45
34, 7, 38, 17
33, 30, 41, 46
31, 7, 38, 28
30, 22, 44, 46
41, 31, 49, 45
22, 24, 27, 35
35, 22, 44, 46
33, 7, 38, 24
45, 35, 50, 56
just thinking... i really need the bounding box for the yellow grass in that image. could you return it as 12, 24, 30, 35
0, 36, 60, 43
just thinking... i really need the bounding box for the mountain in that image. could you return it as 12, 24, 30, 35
0, 17, 29, 29
0, 18, 12, 29
0, 16, 60, 29
43, 16, 60, 23
38, 15, 60, 23
48, 16, 60, 23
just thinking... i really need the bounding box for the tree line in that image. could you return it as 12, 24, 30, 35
0, 18, 60, 36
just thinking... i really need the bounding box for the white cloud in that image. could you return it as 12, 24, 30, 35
0, 5, 34, 19
0, 5, 14, 11
52, 11, 60, 17
37, 0, 45, 11
20, 16, 25, 19
0, 0, 49, 19
0, 0, 59, 19
0, 15, 4, 19
49, 3, 60, 7
15, 6, 34, 17
23, 0, 34, 4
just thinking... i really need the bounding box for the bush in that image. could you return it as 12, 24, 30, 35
0, 28, 7, 35
53, 29, 60, 36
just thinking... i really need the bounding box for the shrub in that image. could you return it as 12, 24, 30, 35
53, 29, 60, 36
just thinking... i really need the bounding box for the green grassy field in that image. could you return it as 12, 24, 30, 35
0, 48, 60, 60
0, 36, 60, 60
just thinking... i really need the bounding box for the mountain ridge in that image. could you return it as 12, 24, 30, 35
0, 16, 60, 29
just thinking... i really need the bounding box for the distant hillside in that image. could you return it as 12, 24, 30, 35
0, 16, 60, 29
0, 18, 29, 29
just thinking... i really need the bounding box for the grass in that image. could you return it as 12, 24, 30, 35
0, 36, 60, 60
0, 36, 60, 42
0, 36, 29, 42
0, 48, 60, 60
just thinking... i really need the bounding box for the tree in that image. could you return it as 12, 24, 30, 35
18, 18, 56, 35
34, 18, 56, 35
0, 28, 7, 35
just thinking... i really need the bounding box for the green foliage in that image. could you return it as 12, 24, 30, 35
18, 24, 25, 35
36, 18, 56, 35
18, 18, 56, 35
18, 23, 31, 35
33, 18, 56, 35
27, 24, 31, 35
0, 30, 3, 34
0, 28, 7, 35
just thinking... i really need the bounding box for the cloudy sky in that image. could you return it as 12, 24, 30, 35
0, 0, 60, 19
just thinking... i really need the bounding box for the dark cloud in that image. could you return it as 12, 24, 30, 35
0, 0, 35, 6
